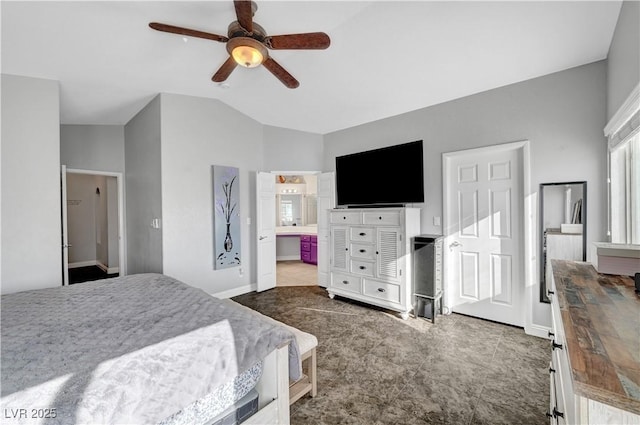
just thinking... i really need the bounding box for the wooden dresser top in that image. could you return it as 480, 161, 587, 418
551, 260, 640, 414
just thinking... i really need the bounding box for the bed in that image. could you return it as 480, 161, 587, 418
0, 273, 300, 425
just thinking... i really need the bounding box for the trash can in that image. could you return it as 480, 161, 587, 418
412, 235, 443, 322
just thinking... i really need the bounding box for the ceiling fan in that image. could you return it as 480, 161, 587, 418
149, 0, 330, 89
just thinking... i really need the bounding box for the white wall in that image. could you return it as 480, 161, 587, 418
160, 93, 264, 295
263, 125, 324, 171
323, 61, 608, 330
124, 95, 163, 274
606, 0, 640, 120
60, 125, 125, 173
1, 75, 61, 294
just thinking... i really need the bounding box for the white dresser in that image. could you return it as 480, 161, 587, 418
327, 208, 421, 319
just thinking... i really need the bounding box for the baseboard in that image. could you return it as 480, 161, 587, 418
68, 260, 97, 269
96, 262, 119, 275
211, 284, 256, 299
525, 323, 551, 339
277, 256, 301, 261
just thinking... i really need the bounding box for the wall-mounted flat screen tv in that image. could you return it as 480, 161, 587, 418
335, 140, 424, 207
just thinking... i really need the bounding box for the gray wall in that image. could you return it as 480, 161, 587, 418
160, 94, 264, 294
606, 0, 640, 120
61, 125, 125, 172
124, 95, 163, 274
323, 61, 608, 329
263, 125, 324, 171
1, 75, 61, 294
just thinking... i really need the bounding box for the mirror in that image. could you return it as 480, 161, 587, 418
539, 181, 587, 302
279, 194, 302, 226
275, 174, 318, 227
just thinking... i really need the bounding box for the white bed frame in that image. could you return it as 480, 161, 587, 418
242, 344, 290, 425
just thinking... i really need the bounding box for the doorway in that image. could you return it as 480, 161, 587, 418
275, 173, 318, 287
443, 141, 529, 327
62, 168, 125, 285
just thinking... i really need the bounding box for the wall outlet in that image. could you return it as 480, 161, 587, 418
433, 216, 441, 226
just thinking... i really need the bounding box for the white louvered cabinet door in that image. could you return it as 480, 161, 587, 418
331, 226, 349, 272
376, 227, 402, 283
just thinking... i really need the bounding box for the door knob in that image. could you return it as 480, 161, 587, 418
449, 241, 462, 250
259, 236, 267, 240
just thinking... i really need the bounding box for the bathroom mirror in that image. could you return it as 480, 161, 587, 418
539, 181, 587, 302
278, 194, 302, 226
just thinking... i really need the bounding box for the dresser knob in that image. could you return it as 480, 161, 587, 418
359, 266, 366, 270
342, 280, 349, 284
359, 232, 366, 236
359, 249, 366, 253
377, 288, 386, 293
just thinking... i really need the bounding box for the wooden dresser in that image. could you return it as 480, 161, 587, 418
548, 260, 640, 424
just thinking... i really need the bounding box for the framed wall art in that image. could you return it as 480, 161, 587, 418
212, 165, 241, 270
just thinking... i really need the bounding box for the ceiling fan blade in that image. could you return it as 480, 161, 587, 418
267, 32, 330, 50
234, 0, 254, 33
149, 22, 228, 43
212, 57, 238, 82
262, 58, 299, 89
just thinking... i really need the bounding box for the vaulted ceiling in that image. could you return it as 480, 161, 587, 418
1, 1, 622, 134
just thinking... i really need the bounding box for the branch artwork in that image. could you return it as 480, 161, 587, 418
212, 165, 241, 270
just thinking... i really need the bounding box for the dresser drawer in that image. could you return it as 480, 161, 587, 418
350, 227, 374, 243
331, 272, 361, 293
350, 243, 375, 260
350, 259, 375, 277
363, 211, 401, 226
301, 234, 312, 242
363, 279, 401, 304
301, 242, 311, 252
301, 251, 312, 263
330, 211, 362, 225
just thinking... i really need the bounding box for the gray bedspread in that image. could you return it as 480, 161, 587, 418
1, 273, 300, 424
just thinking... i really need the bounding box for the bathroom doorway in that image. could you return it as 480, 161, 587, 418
274, 173, 318, 287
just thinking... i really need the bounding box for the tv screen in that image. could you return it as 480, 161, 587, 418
335, 140, 424, 207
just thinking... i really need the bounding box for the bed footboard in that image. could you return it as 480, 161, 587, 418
243, 344, 290, 425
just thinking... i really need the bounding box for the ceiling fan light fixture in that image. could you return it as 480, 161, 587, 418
227, 37, 267, 68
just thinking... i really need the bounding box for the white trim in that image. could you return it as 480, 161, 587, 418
210, 283, 256, 299
527, 323, 552, 340
96, 261, 119, 275
68, 260, 98, 269
604, 82, 640, 138
276, 255, 301, 261
65, 168, 126, 277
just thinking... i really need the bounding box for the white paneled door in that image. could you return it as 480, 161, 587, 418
443, 142, 525, 326
256, 172, 277, 292
317, 172, 335, 287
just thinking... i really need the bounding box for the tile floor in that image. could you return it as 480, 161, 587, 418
233, 286, 551, 425
276, 260, 318, 287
